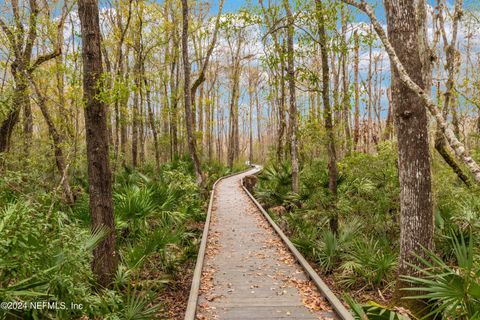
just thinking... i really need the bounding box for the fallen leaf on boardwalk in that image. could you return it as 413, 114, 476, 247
205, 294, 223, 302
287, 277, 330, 312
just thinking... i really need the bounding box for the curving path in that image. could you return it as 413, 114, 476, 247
195, 168, 338, 320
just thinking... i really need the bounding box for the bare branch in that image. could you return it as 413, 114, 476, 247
191, 0, 225, 97
341, 0, 480, 184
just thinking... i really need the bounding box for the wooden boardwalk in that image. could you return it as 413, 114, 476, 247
192, 168, 342, 320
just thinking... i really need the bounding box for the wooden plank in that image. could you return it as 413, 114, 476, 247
241, 170, 354, 320
184, 167, 255, 320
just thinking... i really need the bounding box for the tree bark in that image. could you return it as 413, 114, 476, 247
316, 0, 338, 234
353, 30, 360, 151
284, 0, 299, 193
181, 0, 203, 186
384, 0, 434, 312
341, 9, 351, 155
78, 0, 116, 287
145, 77, 160, 171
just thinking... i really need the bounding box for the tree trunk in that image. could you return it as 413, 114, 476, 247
383, 87, 394, 140
248, 76, 254, 164
227, 39, 242, 169
367, 32, 373, 152
29, 76, 74, 205
78, 0, 116, 288
284, 0, 299, 193
353, 31, 360, 151
170, 56, 179, 160
132, 81, 139, 168
181, 0, 203, 186
383, 0, 434, 313
341, 11, 351, 155
316, 0, 338, 234
145, 77, 160, 171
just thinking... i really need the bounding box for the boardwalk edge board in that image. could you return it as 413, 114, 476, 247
184, 166, 255, 320
240, 169, 354, 320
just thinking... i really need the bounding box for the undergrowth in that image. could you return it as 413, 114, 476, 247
0, 157, 237, 319
254, 142, 480, 319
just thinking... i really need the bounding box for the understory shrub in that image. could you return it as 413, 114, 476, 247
0, 158, 226, 319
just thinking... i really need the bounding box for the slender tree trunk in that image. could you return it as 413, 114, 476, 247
255, 86, 262, 155
145, 77, 160, 171
170, 56, 179, 160
132, 82, 139, 168
139, 74, 145, 166
383, 87, 394, 140
367, 32, 373, 152
341, 10, 351, 154
120, 47, 130, 165
316, 0, 338, 234
78, 0, 116, 288
284, 0, 299, 193
248, 76, 254, 164
181, 0, 203, 186
353, 31, 360, 151
206, 79, 214, 162
278, 45, 287, 163
29, 76, 74, 205
227, 40, 242, 169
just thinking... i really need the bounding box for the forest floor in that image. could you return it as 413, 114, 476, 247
196, 169, 337, 320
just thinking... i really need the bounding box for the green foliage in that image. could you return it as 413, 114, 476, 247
255, 162, 296, 208
0, 200, 107, 319
0, 158, 227, 319
257, 141, 480, 320
345, 296, 413, 320
340, 238, 397, 289
257, 143, 400, 283
402, 233, 480, 319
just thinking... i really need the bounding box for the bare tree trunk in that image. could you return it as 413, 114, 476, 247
284, 0, 299, 193
145, 77, 160, 171
170, 55, 179, 160
207, 88, 213, 161
132, 79, 139, 168
248, 75, 254, 164
78, 0, 116, 287
227, 37, 242, 169
434, 0, 470, 186
316, 0, 338, 234
367, 31, 373, 152
353, 31, 360, 151
383, 0, 434, 313
341, 10, 351, 154
255, 85, 262, 154
138, 74, 145, 166
198, 84, 204, 147
383, 87, 394, 140
120, 47, 130, 165
181, 0, 203, 186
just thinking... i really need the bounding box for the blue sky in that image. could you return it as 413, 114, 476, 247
212, 0, 479, 16
206, 0, 479, 121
